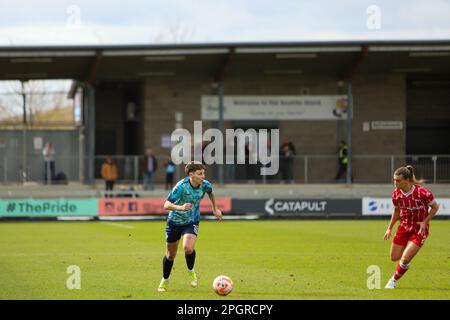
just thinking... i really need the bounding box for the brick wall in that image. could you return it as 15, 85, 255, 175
142, 72, 406, 183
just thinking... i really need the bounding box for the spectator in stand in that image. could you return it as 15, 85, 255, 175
334, 140, 349, 182
101, 156, 118, 194
142, 148, 158, 190
165, 156, 176, 190
43, 142, 56, 184
280, 140, 296, 183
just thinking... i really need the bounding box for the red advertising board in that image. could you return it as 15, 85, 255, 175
98, 197, 232, 216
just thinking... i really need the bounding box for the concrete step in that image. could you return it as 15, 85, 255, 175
0, 182, 448, 199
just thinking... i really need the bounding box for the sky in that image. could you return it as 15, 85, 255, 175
0, 0, 450, 45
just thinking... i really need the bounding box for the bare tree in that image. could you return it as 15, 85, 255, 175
0, 81, 25, 122
152, 19, 196, 43
0, 80, 74, 125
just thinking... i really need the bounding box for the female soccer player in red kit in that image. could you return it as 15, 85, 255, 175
383, 165, 440, 289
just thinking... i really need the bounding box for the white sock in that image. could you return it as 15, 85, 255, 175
399, 261, 410, 269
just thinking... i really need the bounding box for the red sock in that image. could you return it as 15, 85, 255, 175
393, 261, 410, 281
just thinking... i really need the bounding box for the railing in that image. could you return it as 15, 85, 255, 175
0, 154, 449, 184
207, 154, 450, 184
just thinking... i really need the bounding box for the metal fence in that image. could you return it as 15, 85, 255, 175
0, 128, 81, 183
0, 154, 81, 183
1, 154, 449, 184
301, 154, 450, 184
207, 154, 450, 184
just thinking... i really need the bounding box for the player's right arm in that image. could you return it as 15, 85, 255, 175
165, 183, 192, 211
164, 200, 192, 211
384, 207, 400, 240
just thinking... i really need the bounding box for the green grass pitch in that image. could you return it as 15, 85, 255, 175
0, 220, 449, 300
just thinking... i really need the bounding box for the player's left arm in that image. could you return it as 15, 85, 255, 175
417, 199, 440, 236
207, 191, 223, 221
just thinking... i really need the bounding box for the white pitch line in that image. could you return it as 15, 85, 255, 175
99, 222, 136, 229
99, 216, 165, 221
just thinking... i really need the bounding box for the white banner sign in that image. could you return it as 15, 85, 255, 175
363, 197, 450, 216
161, 135, 172, 149
201, 95, 349, 120
371, 121, 403, 130
363, 198, 395, 216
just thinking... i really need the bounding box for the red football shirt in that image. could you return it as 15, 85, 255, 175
392, 184, 435, 231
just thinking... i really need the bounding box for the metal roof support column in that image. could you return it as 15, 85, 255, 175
346, 82, 353, 185
339, 45, 367, 185
217, 82, 224, 185
21, 81, 27, 183
213, 48, 233, 185
84, 85, 96, 184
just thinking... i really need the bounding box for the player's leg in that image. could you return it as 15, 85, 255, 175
158, 241, 178, 292
385, 243, 405, 288
158, 224, 182, 292
392, 226, 427, 283
165, 240, 179, 275
183, 230, 198, 287
391, 240, 421, 282
166, 240, 179, 265
389, 243, 405, 262
183, 233, 197, 260
401, 240, 421, 263
385, 228, 408, 288
183, 224, 199, 268
386, 234, 423, 289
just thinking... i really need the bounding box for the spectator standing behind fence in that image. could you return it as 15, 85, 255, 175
280, 140, 296, 183
334, 140, 348, 182
165, 156, 176, 190
101, 156, 118, 193
43, 142, 55, 184
142, 148, 158, 190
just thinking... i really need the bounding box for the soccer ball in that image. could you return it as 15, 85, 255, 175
212, 275, 233, 296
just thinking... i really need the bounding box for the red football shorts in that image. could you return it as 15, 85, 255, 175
393, 224, 429, 247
